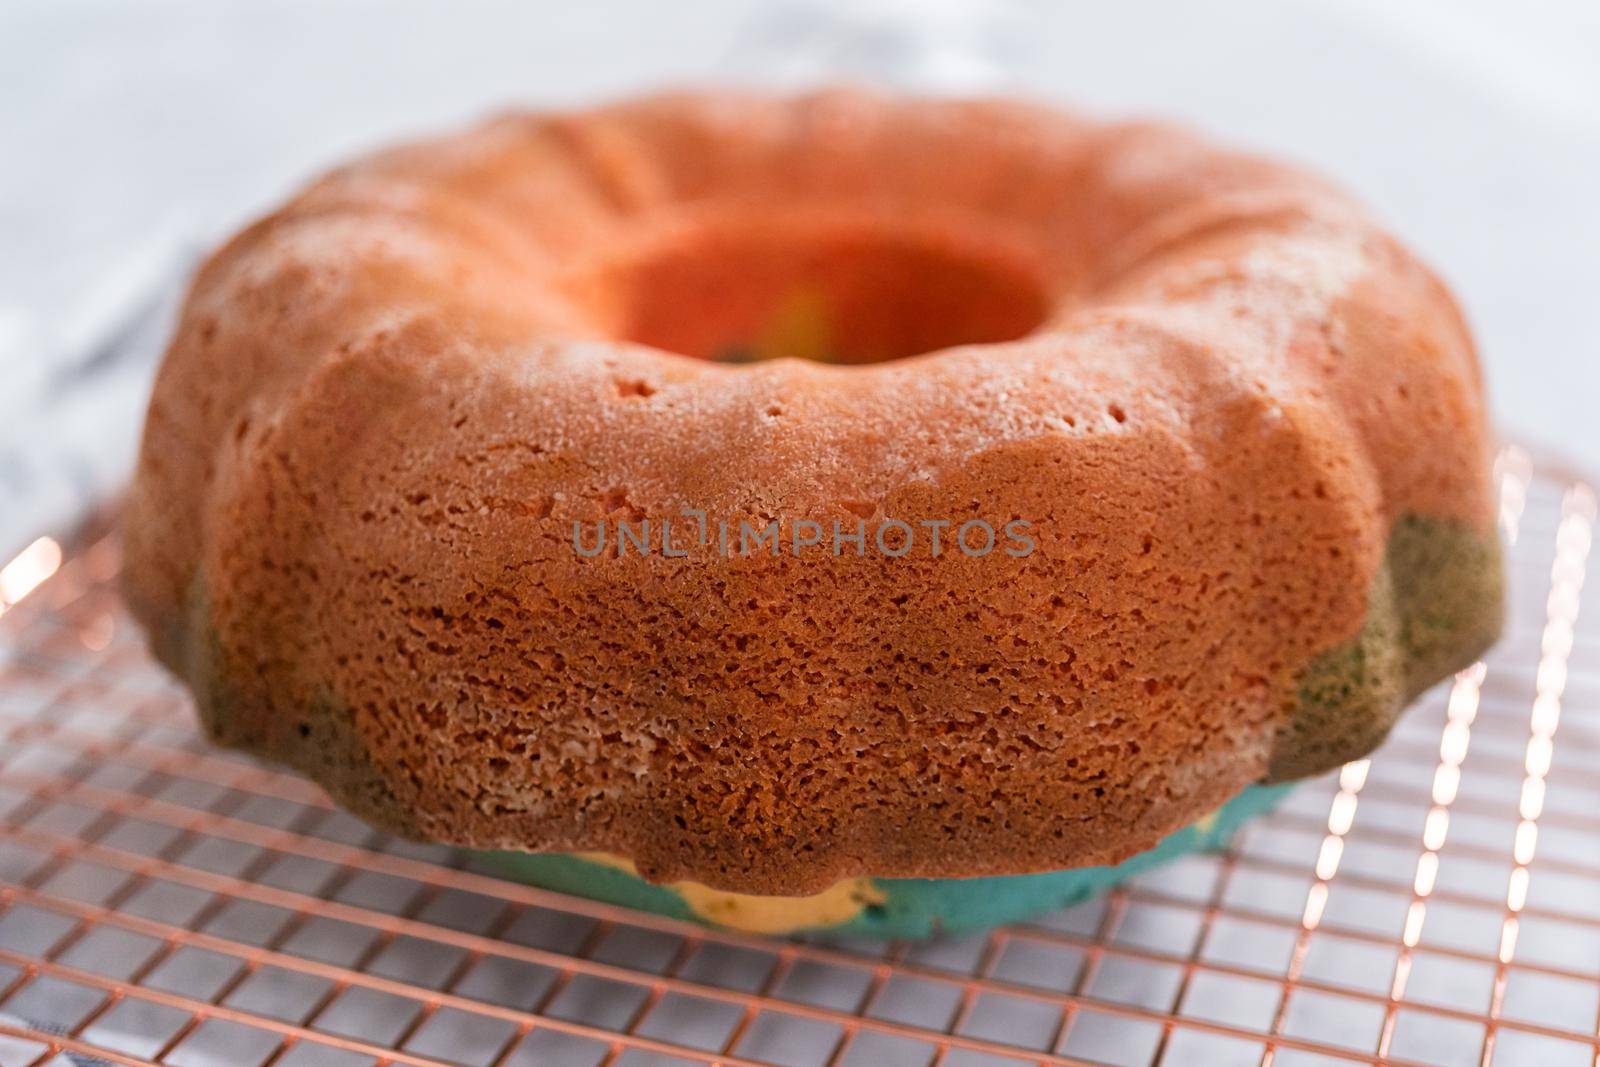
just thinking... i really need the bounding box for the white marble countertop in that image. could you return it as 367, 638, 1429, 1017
4, 0, 1598, 553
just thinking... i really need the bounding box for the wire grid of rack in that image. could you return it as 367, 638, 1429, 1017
0, 447, 1595, 1067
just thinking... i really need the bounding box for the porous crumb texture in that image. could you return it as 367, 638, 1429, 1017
122, 89, 1503, 896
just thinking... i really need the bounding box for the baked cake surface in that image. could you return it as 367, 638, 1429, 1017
123, 90, 1503, 901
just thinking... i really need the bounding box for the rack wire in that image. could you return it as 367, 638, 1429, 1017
0, 446, 1595, 1067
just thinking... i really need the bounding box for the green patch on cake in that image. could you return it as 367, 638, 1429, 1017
184, 605, 420, 839
213, 684, 421, 838
273, 691, 422, 838
1269, 513, 1505, 781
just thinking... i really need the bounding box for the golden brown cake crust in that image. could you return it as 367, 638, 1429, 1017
123, 90, 1500, 895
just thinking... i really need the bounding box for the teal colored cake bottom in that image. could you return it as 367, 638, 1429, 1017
476, 783, 1293, 939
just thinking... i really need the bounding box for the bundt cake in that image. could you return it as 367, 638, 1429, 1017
123, 89, 1503, 935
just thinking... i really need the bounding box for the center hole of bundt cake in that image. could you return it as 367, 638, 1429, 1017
603, 222, 1051, 364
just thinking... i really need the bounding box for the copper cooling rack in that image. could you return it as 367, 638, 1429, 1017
0, 447, 1595, 1067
